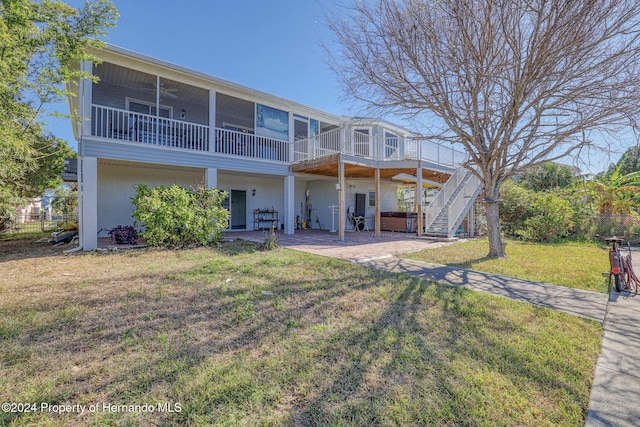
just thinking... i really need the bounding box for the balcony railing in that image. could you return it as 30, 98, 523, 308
91, 105, 209, 151
294, 128, 467, 168
91, 105, 290, 162
91, 105, 465, 167
294, 128, 342, 161
214, 128, 289, 162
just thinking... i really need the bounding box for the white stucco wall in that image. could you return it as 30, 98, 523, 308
298, 178, 402, 231
97, 163, 203, 235
217, 173, 285, 230
97, 161, 405, 235
305, 180, 338, 230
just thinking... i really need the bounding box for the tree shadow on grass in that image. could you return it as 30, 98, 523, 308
0, 250, 386, 425
289, 277, 600, 426
0, 248, 601, 426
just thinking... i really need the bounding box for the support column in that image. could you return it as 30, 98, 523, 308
284, 175, 295, 235
205, 168, 217, 189
375, 168, 381, 237
416, 166, 423, 236
208, 90, 216, 152
338, 160, 345, 241
288, 112, 295, 163
79, 60, 93, 138
80, 157, 98, 250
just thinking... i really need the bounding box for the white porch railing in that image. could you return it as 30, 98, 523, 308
91, 105, 290, 162
91, 105, 210, 150
445, 172, 482, 233
423, 168, 482, 236
294, 128, 342, 161
92, 104, 467, 167
418, 140, 467, 167
214, 128, 289, 162
294, 128, 467, 168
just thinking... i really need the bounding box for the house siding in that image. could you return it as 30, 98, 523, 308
303, 178, 401, 231
97, 162, 204, 234
81, 139, 290, 176
217, 173, 286, 230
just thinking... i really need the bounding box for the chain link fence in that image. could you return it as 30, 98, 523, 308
470, 203, 640, 240
594, 214, 640, 237
1, 195, 78, 236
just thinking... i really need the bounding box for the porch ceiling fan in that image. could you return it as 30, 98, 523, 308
140, 82, 178, 99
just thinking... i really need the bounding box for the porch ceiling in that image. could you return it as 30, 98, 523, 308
290, 154, 451, 183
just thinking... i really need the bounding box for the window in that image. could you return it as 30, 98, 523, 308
310, 119, 319, 137
126, 98, 172, 118
256, 104, 289, 141
368, 191, 375, 207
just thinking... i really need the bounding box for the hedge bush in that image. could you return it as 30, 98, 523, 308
132, 184, 229, 247
500, 182, 573, 242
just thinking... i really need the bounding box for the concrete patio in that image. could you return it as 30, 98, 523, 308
223, 229, 462, 262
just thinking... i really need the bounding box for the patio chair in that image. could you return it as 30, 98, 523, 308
347, 206, 367, 231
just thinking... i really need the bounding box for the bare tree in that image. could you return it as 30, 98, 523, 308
326, 0, 640, 257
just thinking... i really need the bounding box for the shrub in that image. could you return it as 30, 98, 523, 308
500, 182, 573, 242
521, 192, 572, 242
562, 190, 596, 238
499, 182, 534, 238
108, 225, 139, 245
132, 184, 229, 247
260, 226, 279, 250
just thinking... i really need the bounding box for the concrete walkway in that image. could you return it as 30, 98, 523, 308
225, 230, 640, 426
359, 257, 609, 321
586, 288, 640, 426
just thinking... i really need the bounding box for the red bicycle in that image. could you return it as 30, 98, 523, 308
598, 235, 640, 293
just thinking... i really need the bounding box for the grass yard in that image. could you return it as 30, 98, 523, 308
0, 238, 602, 426
405, 239, 610, 293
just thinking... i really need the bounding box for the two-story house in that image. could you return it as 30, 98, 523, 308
67, 45, 481, 250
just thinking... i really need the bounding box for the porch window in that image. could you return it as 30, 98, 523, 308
310, 119, 319, 137
126, 98, 172, 118
256, 104, 289, 141
294, 114, 308, 141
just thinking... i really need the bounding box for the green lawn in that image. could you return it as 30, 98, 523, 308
405, 238, 610, 293
0, 238, 602, 426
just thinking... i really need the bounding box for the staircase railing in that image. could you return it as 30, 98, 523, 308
446, 173, 482, 235
424, 168, 467, 231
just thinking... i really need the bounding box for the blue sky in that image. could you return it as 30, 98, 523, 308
48, 0, 353, 150
45, 0, 630, 173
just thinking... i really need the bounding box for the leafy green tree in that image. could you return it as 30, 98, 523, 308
521, 162, 578, 192
581, 167, 640, 215
51, 186, 78, 217
611, 146, 640, 177
0, 0, 117, 230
